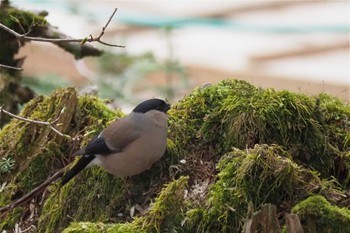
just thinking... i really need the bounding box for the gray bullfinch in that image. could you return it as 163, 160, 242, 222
60, 98, 170, 186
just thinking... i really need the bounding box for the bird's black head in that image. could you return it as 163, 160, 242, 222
132, 98, 170, 114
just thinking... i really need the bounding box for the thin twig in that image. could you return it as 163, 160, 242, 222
0, 64, 23, 71
0, 168, 65, 214
0, 106, 74, 140
0, 8, 124, 48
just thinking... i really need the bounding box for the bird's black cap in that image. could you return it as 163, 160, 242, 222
132, 98, 170, 114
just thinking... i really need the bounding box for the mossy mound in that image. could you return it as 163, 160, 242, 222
1, 79, 349, 232
292, 195, 350, 233
0, 88, 122, 231
62, 176, 189, 233
169, 80, 350, 180
183, 144, 345, 232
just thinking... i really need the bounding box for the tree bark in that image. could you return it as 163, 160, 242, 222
244, 203, 282, 233
286, 213, 304, 233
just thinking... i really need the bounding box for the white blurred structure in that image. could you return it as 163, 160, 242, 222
13, 1, 350, 102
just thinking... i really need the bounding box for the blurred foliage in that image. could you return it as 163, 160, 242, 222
21, 48, 189, 105
93, 26, 188, 103
22, 74, 72, 96
94, 49, 189, 104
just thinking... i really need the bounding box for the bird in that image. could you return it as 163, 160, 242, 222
60, 98, 170, 186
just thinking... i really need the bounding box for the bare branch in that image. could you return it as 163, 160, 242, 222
0, 106, 75, 140
0, 64, 23, 71
0, 8, 124, 48
0, 168, 65, 214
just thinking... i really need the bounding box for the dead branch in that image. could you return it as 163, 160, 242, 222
0, 63, 23, 71
0, 8, 124, 48
0, 106, 75, 140
0, 168, 65, 215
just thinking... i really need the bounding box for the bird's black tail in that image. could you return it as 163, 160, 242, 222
61, 155, 96, 186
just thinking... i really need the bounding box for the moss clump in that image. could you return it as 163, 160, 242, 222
1, 79, 349, 232
231, 145, 343, 206
35, 95, 126, 233
0, 207, 23, 230
168, 79, 257, 153
62, 176, 189, 233
169, 79, 350, 180
184, 144, 344, 233
36, 95, 124, 233
62, 222, 143, 233
0, 88, 122, 232
16, 141, 64, 193
134, 176, 189, 232
38, 167, 126, 233
292, 195, 350, 233
0, 88, 78, 187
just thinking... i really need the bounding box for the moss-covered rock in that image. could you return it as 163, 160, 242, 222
170, 80, 350, 180
62, 176, 189, 233
0, 88, 122, 231
183, 144, 345, 233
1, 79, 349, 232
292, 195, 350, 233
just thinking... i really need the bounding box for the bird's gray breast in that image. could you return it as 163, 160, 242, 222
98, 111, 168, 177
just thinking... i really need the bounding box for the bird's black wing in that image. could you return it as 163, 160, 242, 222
73, 136, 118, 156
61, 136, 119, 186
61, 154, 95, 186
85, 136, 115, 154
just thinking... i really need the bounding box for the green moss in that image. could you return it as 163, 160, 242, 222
168, 79, 257, 153
342, 151, 350, 187
76, 95, 123, 133
0, 88, 123, 231
235, 145, 345, 205
62, 176, 189, 233
184, 145, 344, 233
1, 79, 349, 232
36, 95, 124, 233
1, 88, 76, 170
63, 222, 109, 233
292, 195, 350, 233
106, 223, 145, 233
62, 221, 144, 233
170, 80, 350, 178
316, 93, 350, 186
0, 207, 23, 230
16, 142, 63, 192
134, 176, 189, 232
38, 166, 126, 233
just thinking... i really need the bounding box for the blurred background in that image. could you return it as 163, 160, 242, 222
11, 0, 350, 108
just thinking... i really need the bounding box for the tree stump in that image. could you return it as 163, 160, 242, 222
286, 213, 304, 233
244, 202, 281, 233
